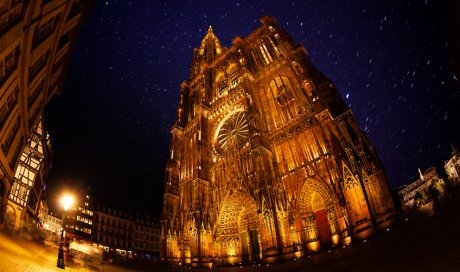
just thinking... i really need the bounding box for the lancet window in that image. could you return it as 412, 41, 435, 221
217, 78, 228, 97
273, 76, 293, 105
229, 68, 239, 88
258, 42, 273, 65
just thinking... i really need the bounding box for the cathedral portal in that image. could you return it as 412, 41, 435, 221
218, 192, 261, 264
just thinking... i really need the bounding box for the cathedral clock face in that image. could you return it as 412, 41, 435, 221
215, 111, 249, 155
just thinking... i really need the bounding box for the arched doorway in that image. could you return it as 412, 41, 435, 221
298, 179, 338, 249
218, 192, 261, 264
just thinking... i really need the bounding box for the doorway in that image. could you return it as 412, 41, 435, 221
241, 231, 250, 263
315, 209, 332, 248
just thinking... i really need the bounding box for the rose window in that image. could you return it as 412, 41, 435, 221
216, 111, 249, 155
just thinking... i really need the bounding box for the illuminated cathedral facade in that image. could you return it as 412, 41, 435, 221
161, 16, 395, 266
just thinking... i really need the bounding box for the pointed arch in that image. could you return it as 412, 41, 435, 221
215, 72, 228, 97
227, 63, 240, 89
370, 164, 394, 216
297, 178, 339, 247
362, 169, 381, 217
266, 75, 303, 126
298, 178, 336, 213
217, 192, 261, 262
342, 162, 370, 226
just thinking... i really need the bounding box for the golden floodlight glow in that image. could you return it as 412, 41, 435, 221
161, 16, 396, 265
60, 194, 75, 211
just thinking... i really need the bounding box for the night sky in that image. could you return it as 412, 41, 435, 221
44, 0, 460, 215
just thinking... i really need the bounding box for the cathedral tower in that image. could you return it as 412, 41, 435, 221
161, 16, 395, 266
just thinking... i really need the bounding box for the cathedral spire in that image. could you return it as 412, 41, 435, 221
189, 25, 226, 79
198, 25, 223, 64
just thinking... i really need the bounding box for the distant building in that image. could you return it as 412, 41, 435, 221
38, 200, 62, 234
92, 206, 160, 262
444, 145, 460, 184
64, 190, 94, 241
36, 200, 62, 248
133, 213, 161, 261
92, 206, 135, 260
0, 0, 93, 227
398, 167, 442, 213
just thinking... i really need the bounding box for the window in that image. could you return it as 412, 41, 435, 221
229, 69, 238, 88
0, 0, 24, 33
28, 79, 44, 108
9, 182, 29, 206
217, 79, 227, 96
51, 53, 66, 73
29, 102, 42, 127
272, 76, 293, 105
29, 53, 48, 82
251, 38, 278, 68
33, 15, 59, 48
259, 43, 273, 65
67, 0, 82, 21
5, 51, 15, 73
0, 46, 20, 87
0, 89, 19, 132
58, 27, 75, 49
2, 115, 20, 155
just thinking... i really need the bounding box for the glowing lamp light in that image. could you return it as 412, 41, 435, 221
57, 193, 75, 269
60, 194, 75, 211
331, 234, 340, 245
228, 247, 236, 257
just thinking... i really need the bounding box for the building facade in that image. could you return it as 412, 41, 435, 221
444, 145, 460, 184
4, 116, 51, 230
92, 206, 161, 261
398, 167, 443, 213
92, 206, 135, 260
0, 0, 93, 225
132, 213, 161, 261
38, 200, 62, 234
37, 200, 63, 248
64, 190, 94, 241
161, 17, 395, 266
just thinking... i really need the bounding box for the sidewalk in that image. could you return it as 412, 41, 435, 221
0, 230, 88, 272
1, 198, 460, 272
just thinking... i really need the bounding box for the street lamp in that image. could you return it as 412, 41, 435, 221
57, 194, 75, 269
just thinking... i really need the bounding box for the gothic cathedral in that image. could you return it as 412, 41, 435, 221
161, 16, 395, 266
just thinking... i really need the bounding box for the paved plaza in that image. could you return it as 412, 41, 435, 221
1, 198, 460, 272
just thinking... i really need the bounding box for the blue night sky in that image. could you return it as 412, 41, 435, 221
44, 0, 460, 214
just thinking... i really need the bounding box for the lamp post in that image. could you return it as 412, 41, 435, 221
57, 194, 75, 269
